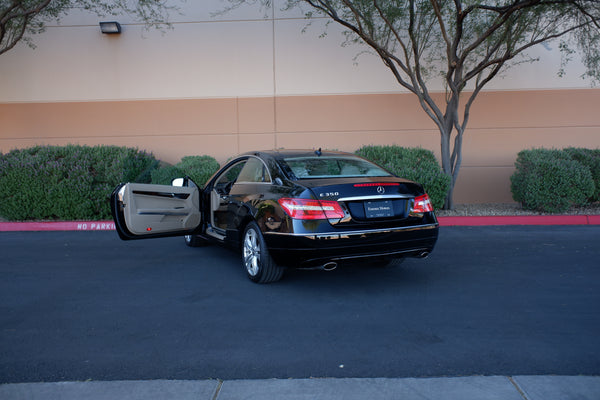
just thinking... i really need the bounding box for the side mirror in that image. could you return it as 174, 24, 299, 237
171, 178, 185, 187
172, 176, 199, 188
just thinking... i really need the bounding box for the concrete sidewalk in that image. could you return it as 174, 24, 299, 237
1, 376, 600, 400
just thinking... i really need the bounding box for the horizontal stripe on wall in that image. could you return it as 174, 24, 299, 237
2, 89, 598, 204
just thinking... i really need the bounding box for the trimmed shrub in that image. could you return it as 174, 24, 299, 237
150, 164, 185, 185
355, 145, 451, 209
151, 155, 220, 187
563, 147, 600, 202
511, 148, 595, 213
0, 145, 158, 221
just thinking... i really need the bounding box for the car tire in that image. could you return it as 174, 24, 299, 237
184, 234, 209, 247
242, 221, 284, 283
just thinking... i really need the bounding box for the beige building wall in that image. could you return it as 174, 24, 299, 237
2, 89, 598, 203
1, 1, 599, 204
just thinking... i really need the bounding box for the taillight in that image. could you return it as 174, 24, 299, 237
278, 198, 345, 220
411, 194, 434, 213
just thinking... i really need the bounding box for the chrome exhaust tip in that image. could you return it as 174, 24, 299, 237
418, 251, 430, 259
322, 262, 338, 271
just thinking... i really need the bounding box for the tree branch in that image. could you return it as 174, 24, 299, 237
463, 19, 594, 83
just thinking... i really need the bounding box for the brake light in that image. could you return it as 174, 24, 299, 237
278, 198, 345, 220
353, 182, 400, 187
412, 194, 434, 213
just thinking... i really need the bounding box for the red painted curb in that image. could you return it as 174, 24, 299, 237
0, 216, 599, 231
588, 215, 600, 225
0, 221, 115, 232
437, 215, 596, 226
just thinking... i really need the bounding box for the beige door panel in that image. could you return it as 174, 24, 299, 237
120, 183, 201, 235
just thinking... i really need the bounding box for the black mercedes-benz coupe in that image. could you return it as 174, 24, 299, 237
111, 149, 439, 283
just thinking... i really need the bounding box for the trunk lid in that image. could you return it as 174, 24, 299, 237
301, 177, 425, 227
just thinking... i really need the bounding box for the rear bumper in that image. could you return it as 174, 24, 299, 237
264, 223, 439, 268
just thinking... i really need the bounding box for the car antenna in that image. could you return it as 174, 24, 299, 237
315, 148, 322, 156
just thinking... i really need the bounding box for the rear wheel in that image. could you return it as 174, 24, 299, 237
242, 222, 284, 283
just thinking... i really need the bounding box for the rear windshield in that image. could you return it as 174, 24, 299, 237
283, 156, 392, 179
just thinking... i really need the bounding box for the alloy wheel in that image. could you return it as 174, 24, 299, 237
243, 228, 261, 277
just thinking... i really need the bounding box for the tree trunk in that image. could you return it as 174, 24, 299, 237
439, 98, 461, 210
440, 128, 455, 210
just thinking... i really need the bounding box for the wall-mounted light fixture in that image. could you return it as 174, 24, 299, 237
99, 21, 122, 34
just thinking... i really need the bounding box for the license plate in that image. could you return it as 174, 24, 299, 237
364, 200, 394, 218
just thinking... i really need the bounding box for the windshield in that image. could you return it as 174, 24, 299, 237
283, 156, 392, 179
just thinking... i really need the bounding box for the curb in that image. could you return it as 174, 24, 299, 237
0, 221, 116, 232
0, 215, 599, 231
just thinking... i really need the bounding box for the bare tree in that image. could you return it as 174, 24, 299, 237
0, 0, 179, 56
226, 0, 600, 208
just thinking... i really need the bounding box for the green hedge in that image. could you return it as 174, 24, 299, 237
355, 145, 451, 209
563, 147, 600, 202
0, 145, 158, 221
510, 148, 596, 213
151, 155, 220, 186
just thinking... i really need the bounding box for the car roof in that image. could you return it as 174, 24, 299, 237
245, 149, 357, 160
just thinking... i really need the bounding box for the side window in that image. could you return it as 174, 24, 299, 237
236, 157, 271, 183
214, 160, 246, 194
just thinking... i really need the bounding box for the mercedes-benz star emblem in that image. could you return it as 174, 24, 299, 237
377, 186, 385, 194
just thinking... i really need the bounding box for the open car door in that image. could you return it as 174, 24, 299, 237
111, 183, 201, 240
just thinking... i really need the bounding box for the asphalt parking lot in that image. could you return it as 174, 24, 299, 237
1, 226, 599, 398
